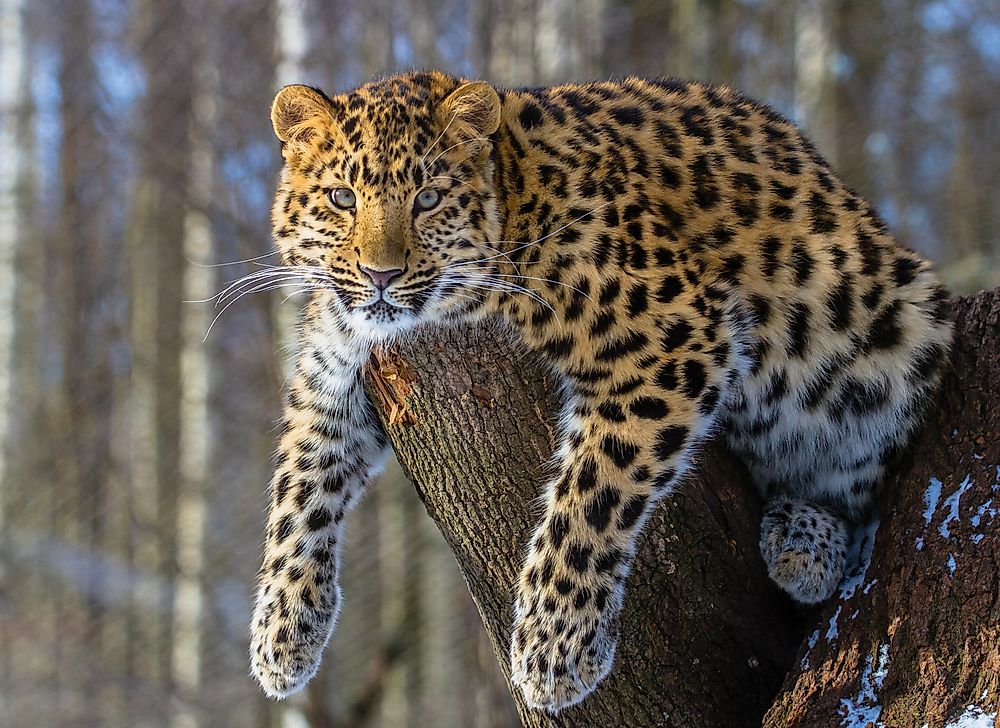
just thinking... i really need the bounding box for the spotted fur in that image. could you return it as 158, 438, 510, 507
249, 72, 953, 711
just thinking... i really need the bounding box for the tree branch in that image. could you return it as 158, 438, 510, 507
367, 322, 805, 727
366, 290, 999, 726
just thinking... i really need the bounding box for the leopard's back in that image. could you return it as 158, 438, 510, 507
492, 77, 953, 522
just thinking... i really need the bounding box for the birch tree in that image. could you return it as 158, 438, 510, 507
0, 2, 26, 719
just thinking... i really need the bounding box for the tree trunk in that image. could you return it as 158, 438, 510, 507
365, 289, 999, 726
0, 0, 24, 516
171, 19, 220, 726
0, 0, 26, 717
366, 323, 804, 727
53, 3, 116, 721
125, 0, 195, 719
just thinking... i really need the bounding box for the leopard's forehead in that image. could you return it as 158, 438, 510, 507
323, 73, 461, 167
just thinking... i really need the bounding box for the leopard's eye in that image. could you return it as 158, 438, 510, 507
330, 187, 357, 210
415, 188, 442, 211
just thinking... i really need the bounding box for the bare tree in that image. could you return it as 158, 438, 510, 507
125, 0, 196, 722
0, 0, 24, 516
170, 11, 222, 726
51, 2, 118, 722
0, 1, 27, 717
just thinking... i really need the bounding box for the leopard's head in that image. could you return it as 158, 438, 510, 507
269, 71, 504, 340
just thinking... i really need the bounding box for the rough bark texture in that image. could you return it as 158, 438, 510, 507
366, 289, 999, 727
763, 290, 1000, 727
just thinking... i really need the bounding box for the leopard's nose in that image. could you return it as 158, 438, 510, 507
360, 265, 403, 291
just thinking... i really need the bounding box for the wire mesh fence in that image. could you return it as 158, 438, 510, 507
0, 0, 997, 726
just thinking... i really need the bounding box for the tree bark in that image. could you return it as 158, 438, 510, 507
366, 288, 1000, 726
366, 321, 805, 727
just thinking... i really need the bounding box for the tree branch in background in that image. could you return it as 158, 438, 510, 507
305, 627, 410, 728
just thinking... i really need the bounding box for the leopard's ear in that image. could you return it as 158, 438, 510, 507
271, 85, 334, 144
437, 81, 502, 145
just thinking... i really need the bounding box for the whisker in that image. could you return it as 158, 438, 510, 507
183, 273, 292, 305
216, 275, 319, 308
448, 272, 555, 314
443, 267, 592, 299
419, 111, 459, 173
449, 202, 613, 270
446, 239, 542, 269
202, 281, 338, 341
279, 286, 334, 304
433, 286, 483, 306
193, 265, 332, 306
217, 276, 326, 308
212, 270, 319, 307
463, 283, 553, 314
187, 250, 279, 268
426, 136, 488, 171
464, 241, 521, 271
529, 201, 613, 246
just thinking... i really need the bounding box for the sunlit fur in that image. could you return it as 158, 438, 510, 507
248, 71, 953, 712
267, 78, 508, 344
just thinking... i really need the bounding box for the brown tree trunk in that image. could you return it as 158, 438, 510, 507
366, 289, 999, 726
366, 325, 805, 727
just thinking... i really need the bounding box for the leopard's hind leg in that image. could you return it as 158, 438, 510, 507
759, 496, 850, 603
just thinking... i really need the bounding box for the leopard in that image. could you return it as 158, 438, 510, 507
247, 70, 953, 713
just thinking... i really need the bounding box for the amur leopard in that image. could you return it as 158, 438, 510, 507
248, 71, 953, 712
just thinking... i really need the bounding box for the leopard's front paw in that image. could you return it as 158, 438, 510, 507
509, 591, 619, 712
249, 579, 341, 699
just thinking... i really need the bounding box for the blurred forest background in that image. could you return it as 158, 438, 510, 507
0, 0, 997, 726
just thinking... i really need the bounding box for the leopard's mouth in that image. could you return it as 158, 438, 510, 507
355, 292, 409, 311
352, 299, 419, 331
364, 300, 403, 316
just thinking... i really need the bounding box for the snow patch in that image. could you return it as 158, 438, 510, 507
971, 499, 994, 528
944, 704, 996, 728
800, 629, 821, 669
924, 477, 943, 524
840, 519, 880, 600
969, 480, 1000, 544
921, 691, 996, 727
826, 605, 842, 641
940, 474, 975, 538
839, 643, 891, 728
